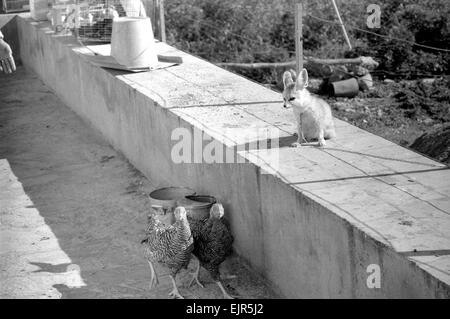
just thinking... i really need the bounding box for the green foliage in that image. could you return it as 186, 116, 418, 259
165, 0, 450, 82
346, 0, 450, 79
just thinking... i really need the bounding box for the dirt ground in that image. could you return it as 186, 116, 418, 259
328, 80, 449, 149
0, 67, 278, 299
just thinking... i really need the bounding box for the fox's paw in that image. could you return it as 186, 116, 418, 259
290, 142, 302, 148
318, 139, 326, 147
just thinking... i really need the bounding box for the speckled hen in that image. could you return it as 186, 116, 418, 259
189, 203, 235, 299
141, 206, 194, 299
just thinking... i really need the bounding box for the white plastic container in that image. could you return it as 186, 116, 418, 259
111, 17, 158, 69
30, 0, 50, 21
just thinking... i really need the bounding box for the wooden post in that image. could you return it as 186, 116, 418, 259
331, 0, 352, 50
159, 0, 166, 42
152, 0, 159, 39
139, 0, 166, 42
294, 0, 303, 74
141, 0, 153, 18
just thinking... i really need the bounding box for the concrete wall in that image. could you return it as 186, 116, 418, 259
13, 14, 450, 298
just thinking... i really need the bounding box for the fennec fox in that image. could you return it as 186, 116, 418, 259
282, 68, 336, 147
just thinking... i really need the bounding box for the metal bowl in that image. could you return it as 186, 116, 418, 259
177, 195, 217, 220
149, 186, 196, 208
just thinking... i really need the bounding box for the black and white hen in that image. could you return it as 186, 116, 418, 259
141, 206, 194, 299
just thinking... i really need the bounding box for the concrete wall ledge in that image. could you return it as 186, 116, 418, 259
7, 14, 450, 298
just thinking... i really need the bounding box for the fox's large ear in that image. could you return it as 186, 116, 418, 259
282, 71, 294, 88
289, 69, 296, 82
296, 68, 309, 89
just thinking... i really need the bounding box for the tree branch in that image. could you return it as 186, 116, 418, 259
215, 56, 378, 70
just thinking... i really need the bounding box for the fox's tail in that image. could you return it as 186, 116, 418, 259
325, 126, 336, 140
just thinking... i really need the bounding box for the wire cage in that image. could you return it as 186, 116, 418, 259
75, 0, 146, 43
2, 0, 30, 13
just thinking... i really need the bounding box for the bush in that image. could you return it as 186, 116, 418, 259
165, 0, 450, 82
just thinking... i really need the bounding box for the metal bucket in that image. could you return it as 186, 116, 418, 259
177, 195, 217, 220
331, 77, 360, 97
149, 186, 196, 207
149, 187, 196, 224
111, 16, 158, 68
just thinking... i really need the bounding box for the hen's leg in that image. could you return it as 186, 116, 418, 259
300, 130, 308, 143
168, 275, 184, 299
188, 256, 204, 288
147, 261, 159, 289
216, 281, 234, 299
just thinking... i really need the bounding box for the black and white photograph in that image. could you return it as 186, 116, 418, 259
0, 0, 449, 306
